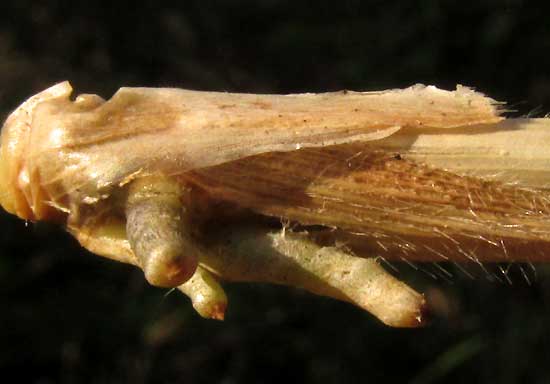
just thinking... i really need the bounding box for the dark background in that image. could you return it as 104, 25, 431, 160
1, 1, 550, 383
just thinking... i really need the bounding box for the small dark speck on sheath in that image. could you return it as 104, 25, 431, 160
218, 104, 236, 109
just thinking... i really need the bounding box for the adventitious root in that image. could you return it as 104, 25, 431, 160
178, 266, 227, 320
2, 81, 550, 327
125, 176, 199, 287
201, 227, 426, 327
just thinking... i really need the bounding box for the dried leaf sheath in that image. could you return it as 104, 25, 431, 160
0, 82, 500, 221
188, 142, 550, 262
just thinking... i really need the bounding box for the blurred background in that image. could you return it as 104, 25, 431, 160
1, 1, 550, 383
